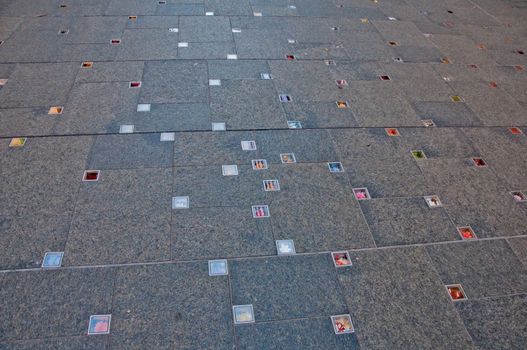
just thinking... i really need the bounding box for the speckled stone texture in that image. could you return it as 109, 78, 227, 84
1, 0, 527, 348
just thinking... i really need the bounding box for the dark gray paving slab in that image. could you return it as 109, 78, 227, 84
125, 15, 178, 29
139, 60, 208, 104
210, 80, 286, 129
116, 29, 179, 60
0, 336, 108, 350
173, 131, 256, 166
126, 102, 211, 132
204, 0, 252, 16
172, 206, 275, 260
0, 136, 91, 269
449, 81, 525, 126
360, 197, 458, 246
179, 16, 232, 42
455, 294, 527, 350
0, 268, 114, 341
75, 61, 144, 83
207, 59, 269, 80
344, 156, 432, 198
64, 168, 171, 266
65, 16, 127, 44
236, 317, 360, 349
231, 254, 348, 321
337, 247, 474, 349
255, 129, 339, 164
0, 63, 77, 108
268, 163, 374, 252
412, 101, 483, 126
155, 3, 205, 16
420, 158, 527, 238
109, 263, 233, 349
347, 81, 422, 127
281, 101, 359, 128
507, 237, 527, 267
177, 41, 237, 59
172, 164, 262, 207
426, 239, 527, 299
54, 82, 138, 135
0, 107, 57, 137
105, 0, 157, 15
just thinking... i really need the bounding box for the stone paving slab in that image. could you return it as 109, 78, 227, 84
1, 0, 527, 347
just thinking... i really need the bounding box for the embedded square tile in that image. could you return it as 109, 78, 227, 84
331, 315, 354, 334
81, 61, 93, 68
232, 28, 242, 33
279, 95, 292, 102
253, 12, 262, 17
9, 137, 26, 148
42, 252, 64, 268
332, 251, 352, 267
160, 132, 175, 141
446, 284, 467, 301
328, 162, 344, 173
110, 39, 121, 45
172, 196, 189, 209
276, 239, 295, 255
119, 124, 134, 134
379, 75, 391, 81
385, 128, 400, 136
205, 11, 214, 16
509, 127, 522, 135
233, 305, 255, 324
360, 18, 369, 23
458, 226, 477, 240
471, 157, 487, 167
286, 55, 296, 60
128, 15, 137, 20
263, 179, 280, 191
388, 17, 397, 21
227, 54, 238, 60
129, 81, 141, 88
209, 79, 221, 86
411, 150, 426, 160
212, 122, 226, 131
441, 58, 451, 64
442, 76, 453, 82
489, 81, 498, 88
325, 60, 336, 66
336, 79, 348, 88
158, 0, 166, 3
260, 73, 273, 80
287, 5, 296, 9
83, 170, 100, 182
252, 205, 270, 218
0, 78, 8, 85
393, 57, 404, 63
422, 119, 436, 127
58, 29, 69, 35
288, 39, 296, 44
178, 42, 189, 48
336, 101, 349, 108
468, 64, 478, 69
330, 27, 339, 31
353, 187, 371, 200
252, 159, 268, 170
514, 65, 524, 71
287, 120, 302, 129
137, 104, 151, 112
222, 165, 239, 176
450, 95, 464, 103
48, 106, 63, 115
280, 153, 296, 164
388, 41, 398, 46
169, 28, 178, 33
423, 195, 442, 208
209, 259, 228, 276
87, 315, 111, 335
511, 191, 526, 202
241, 140, 257, 151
